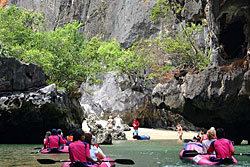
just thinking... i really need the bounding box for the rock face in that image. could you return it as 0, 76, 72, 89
86, 115, 127, 144
80, 71, 197, 131
152, 67, 250, 144
8, 0, 160, 48
0, 57, 47, 92
0, 57, 83, 144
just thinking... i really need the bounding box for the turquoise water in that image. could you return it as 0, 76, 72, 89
0, 140, 250, 167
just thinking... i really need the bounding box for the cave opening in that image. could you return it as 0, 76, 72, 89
219, 18, 247, 60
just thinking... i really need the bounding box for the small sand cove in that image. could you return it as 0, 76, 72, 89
82, 120, 197, 141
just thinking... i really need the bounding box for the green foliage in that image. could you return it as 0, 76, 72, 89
148, 0, 209, 71
150, 0, 169, 22
0, 6, 148, 93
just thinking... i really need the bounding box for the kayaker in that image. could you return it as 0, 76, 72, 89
68, 129, 100, 166
85, 133, 105, 162
176, 123, 183, 141
57, 129, 67, 145
44, 128, 65, 149
202, 129, 216, 154
207, 128, 235, 163
43, 131, 51, 149
132, 118, 140, 136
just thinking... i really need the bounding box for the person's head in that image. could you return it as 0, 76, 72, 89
216, 128, 225, 139
57, 129, 62, 135
207, 129, 216, 140
134, 118, 137, 121
200, 128, 205, 135
72, 128, 85, 141
85, 133, 92, 145
109, 116, 112, 119
51, 128, 57, 135
209, 127, 215, 131
116, 115, 120, 118
45, 131, 51, 138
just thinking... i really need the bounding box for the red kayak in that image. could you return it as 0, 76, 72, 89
179, 142, 237, 165
61, 158, 115, 167
41, 146, 69, 154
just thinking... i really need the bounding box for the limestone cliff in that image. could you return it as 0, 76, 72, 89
0, 57, 83, 143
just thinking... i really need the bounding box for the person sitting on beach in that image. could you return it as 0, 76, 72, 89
176, 123, 183, 141
106, 116, 114, 130
85, 133, 105, 162
68, 129, 100, 166
202, 129, 216, 154
114, 115, 122, 129
207, 128, 235, 163
44, 128, 65, 149
43, 131, 51, 148
132, 118, 140, 136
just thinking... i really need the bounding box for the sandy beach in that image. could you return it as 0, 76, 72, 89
124, 127, 197, 140
82, 120, 197, 141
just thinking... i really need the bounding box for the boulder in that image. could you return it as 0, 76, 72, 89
0, 57, 83, 143
0, 57, 47, 92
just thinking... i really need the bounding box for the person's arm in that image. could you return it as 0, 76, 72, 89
44, 138, 49, 149
207, 141, 215, 154
87, 156, 101, 165
86, 144, 101, 165
96, 147, 105, 159
229, 140, 235, 155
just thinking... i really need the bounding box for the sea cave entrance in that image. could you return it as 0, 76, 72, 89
219, 18, 247, 60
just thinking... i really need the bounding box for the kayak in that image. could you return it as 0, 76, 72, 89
133, 135, 150, 140
179, 142, 238, 165
61, 158, 115, 167
192, 154, 237, 165
41, 146, 69, 154
179, 142, 203, 163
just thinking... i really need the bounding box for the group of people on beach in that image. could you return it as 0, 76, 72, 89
43, 128, 106, 166
106, 115, 123, 130
106, 115, 140, 137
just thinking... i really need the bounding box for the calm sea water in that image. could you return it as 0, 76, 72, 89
0, 140, 250, 167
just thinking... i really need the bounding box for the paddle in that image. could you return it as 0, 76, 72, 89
37, 158, 135, 165
30, 147, 43, 154
182, 150, 250, 157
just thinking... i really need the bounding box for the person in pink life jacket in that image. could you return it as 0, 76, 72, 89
207, 128, 235, 163
44, 128, 65, 149
43, 131, 51, 149
57, 129, 68, 145
68, 129, 101, 166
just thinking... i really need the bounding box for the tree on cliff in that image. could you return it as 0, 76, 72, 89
0, 6, 149, 94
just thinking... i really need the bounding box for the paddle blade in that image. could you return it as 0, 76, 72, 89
182, 150, 199, 157
37, 159, 56, 164
235, 153, 250, 156
114, 159, 135, 165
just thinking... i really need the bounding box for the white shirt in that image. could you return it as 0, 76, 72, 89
90, 145, 104, 161
202, 139, 216, 153
114, 117, 122, 128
